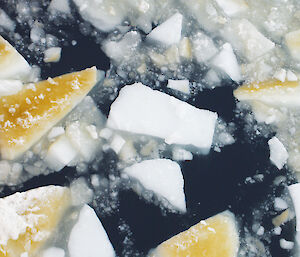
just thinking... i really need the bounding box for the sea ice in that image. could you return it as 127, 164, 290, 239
268, 137, 288, 170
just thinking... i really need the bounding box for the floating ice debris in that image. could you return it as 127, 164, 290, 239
70, 178, 93, 206
268, 137, 288, 170
215, 0, 248, 17
285, 29, 300, 62
279, 238, 294, 250
167, 79, 190, 94
192, 32, 218, 63
0, 9, 15, 31
68, 204, 115, 257
147, 13, 183, 46
172, 147, 193, 161
288, 183, 300, 231
123, 159, 186, 212
107, 83, 217, 153
44, 47, 62, 63
212, 43, 242, 82
48, 0, 70, 14
273, 69, 286, 82
42, 247, 65, 257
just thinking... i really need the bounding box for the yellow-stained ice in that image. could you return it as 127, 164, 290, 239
150, 211, 239, 257
0, 67, 98, 160
0, 185, 71, 257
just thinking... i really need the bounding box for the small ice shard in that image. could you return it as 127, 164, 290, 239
107, 83, 217, 153
273, 69, 286, 82
268, 137, 288, 170
45, 135, 78, 171
44, 47, 62, 63
280, 239, 294, 250
0, 36, 31, 80
274, 197, 288, 211
68, 204, 115, 257
192, 32, 218, 63
287, 70, 298, 81
215, 0, 248, 17
0, 79, 23, 96
123, 159, 186, 212
172, 147, 193, 161
110, 134, 126, 154
70, 178, 93, 206
42, 247, 65, 257
0, 8, 15, 31
102, 31, 141, 62
47, 127, 65, 140
147, 13, 183, 46
73, 0, 125, 32
167, 79, 190, 94
288, 183, 300, 231
179, 37, 192, 59
211, 43, 242, 82
285, 29, 300, 61
48, 0, 70, 14
223, 19, 275, 61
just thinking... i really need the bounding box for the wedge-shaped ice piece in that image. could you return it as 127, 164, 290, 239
44, 47, 62, 63
167, 79, 190, 94
0, 79, 23, 96
211, 43, 242, 82
147, 13, 183, 46
107, 83, 217, 152
222, 19, 275, 61
288, 183, 300, 231
0, 186, 71, 257
68, 204, 115, 257
0, 67, 98, 160
123, 159, 186, 212
0, 36, 30, 80
192, 32, 218, 63
234, 79, 300, 108
73, 0, 125, 32
150, 211, 239, 257
215, 0, 248, 17
285, 29, 300, 62
268, 137, 288, 170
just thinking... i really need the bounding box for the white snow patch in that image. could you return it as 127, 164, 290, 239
123, 159, 186, 212
147, 13, 182, 46
268, 137, 288, 170
288, 183, 300, 231
167, 79, 190, 94
107, 83, 217, 153
211, 43, 242, 82
0, 80, 23, 96
42, 247, 65, 257
68, 204, 115, 257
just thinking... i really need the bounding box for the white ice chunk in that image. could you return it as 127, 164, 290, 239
70, 178, 93, 206
147, 13, 182, 46
99, 128, 113, 140
285, 29, 300, 62
211, 43, 242, 82
280, 239, 294, 250
73, 0, 125, 32
110, 134, 126, 154
42, 247, 65, 257
223, 19, 275, 61
273, 69, 286, 82
288, 183, 300, 231
274, 197, 288, 211
102, 31, 141, 62
172, 148, 193, 161
48, 0, 70, 14
287, 70, 298, 81
192, 32, 218, 63
43, 47, 62, 63
167, 79, 190, 94
85, 125, 98, 139
0, 80, 23, 96
47, 126, 65, 140
0, 9, 15, 31
215, 0, 248, 17
107, 83, 217, 153
123, 159, 186, 212
45, 135, 78, 171
268, 137, 288, 170
68, 204, 115, 257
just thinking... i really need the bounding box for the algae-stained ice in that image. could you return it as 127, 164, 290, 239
107, 83, 217, 153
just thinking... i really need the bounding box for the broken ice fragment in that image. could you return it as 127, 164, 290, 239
172, 147, 193, 161
123, 159, 186, 212
288, 183, 300, 231
211, 43, 242, 82
107, 83, 217, 153
192, 32, 218, 63
42, 247, 65, 257
0, 35, 31, 80
44, 47, 62, 63
222, 19, 275, 61
0, 9, 15, 31
68, 204, 115, 257
268, 137, 288, 170
110, 134, 126, 154
215, 0, 248, 17
48, 0, 70, 14
167, 79, 190, 94
0, 79, 23, 96
273, 69, 286, 82
147, 13, 183, 46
